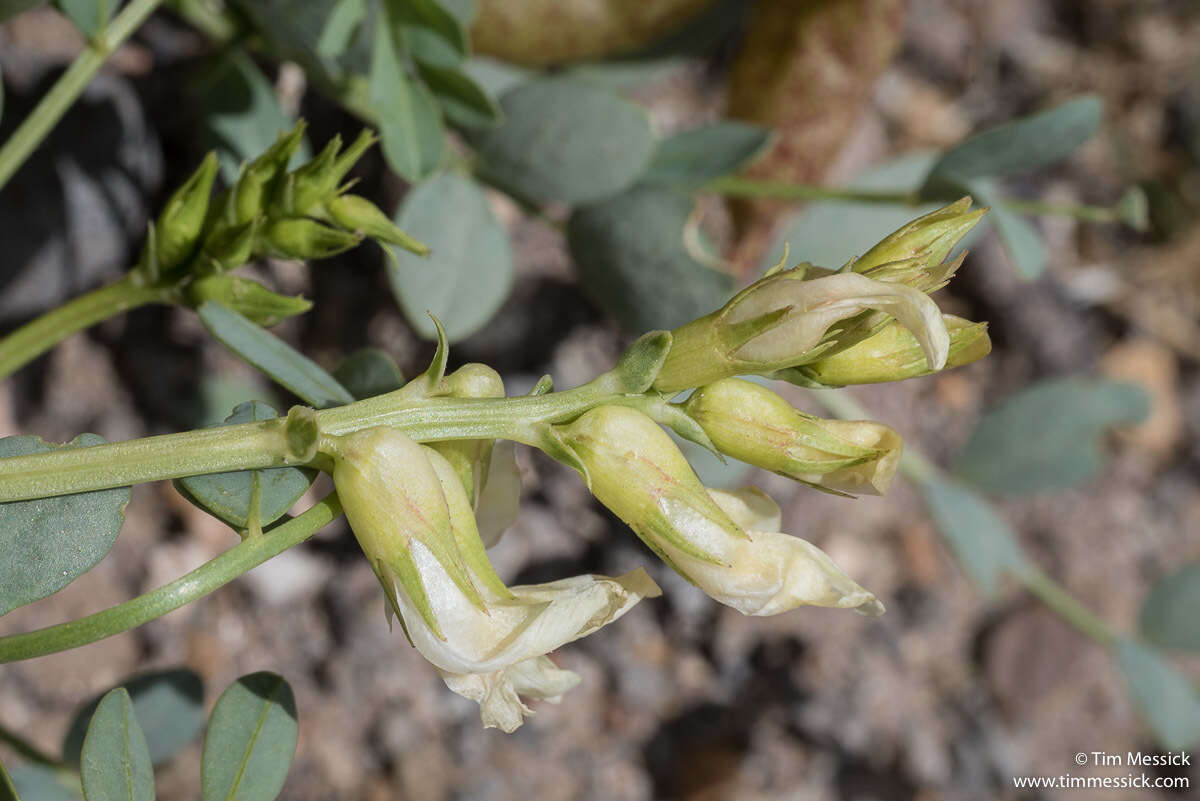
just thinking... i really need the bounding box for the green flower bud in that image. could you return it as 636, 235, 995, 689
283, 129, 375, 216
262, 218, 362, 260
684, 378, 902, 495
786, 315, 990, 386
186, 275, 312, 327
146, 151, 220, 277
234, 122, 307, 225
199, 219, 259, 274
654, 269, 949, 393
853, 197, 985, 274
326, 194, 429, 254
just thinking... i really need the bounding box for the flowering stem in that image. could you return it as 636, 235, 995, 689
0, 273, 177, 379
0, 0, 168, 191
0, 373, 636, 502
807, 387, 1118, 645
0, 494, 342, 663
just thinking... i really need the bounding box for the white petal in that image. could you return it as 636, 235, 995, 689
708, 487, 782, 532
732, 272, 950, 369
395, 542, 660, 675
661, 493, 882, 617
476, 440, 522, 548
441, 656, 581, 732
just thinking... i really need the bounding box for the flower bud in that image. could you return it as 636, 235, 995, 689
559, 406, 882, 615
331, 425, 659, 732
654, 270, 949, 393
200, 219, 259, 274
146, 151, 220, 276
325, 194, 429, 254
285, 129, 376, 216
262, 218, 362, 260
186, 275, 312, 327
786, 315, 990, 386
234, 123, 307, 225
684, 378, 902, 495
853, 197, 984, 274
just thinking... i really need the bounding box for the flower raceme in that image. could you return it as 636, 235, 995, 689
329, 426, 660, 732
557, 406, 883, 616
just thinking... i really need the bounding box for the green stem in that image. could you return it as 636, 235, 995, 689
0, 417, 295, 502
0, 378, 626, 502
0, 274, 174, 379
0, 494, 342, 663
705, 176, 920, 206
1001, 198, 1119, 223
1022, 567, 1116, 646
0, 0, 168, 191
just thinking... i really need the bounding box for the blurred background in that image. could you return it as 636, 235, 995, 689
1, 0, 1198, 799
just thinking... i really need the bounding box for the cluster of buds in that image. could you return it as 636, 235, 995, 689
324, 200, 990, 731
136, 122, 426, 326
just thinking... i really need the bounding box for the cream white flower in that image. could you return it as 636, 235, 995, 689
560, 406, 883, 617
329, 426, 660, 732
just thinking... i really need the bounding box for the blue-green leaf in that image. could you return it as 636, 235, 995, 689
53, 0, 112, 38
416, 63, 502, 129
389, 0, 467, 68
80, 689, 155, 801
921, 477, 1029, 597
175, 402, 318, 530
1139, 562, 1200, 652
201, 673, 298, 801
644, 122, 771, 187
194, 51, 309, 182
954, 378, 1150, 495
334, 349, 404, 400
1113, 639, 1200, 750
471, 76, 656, 205
369, 16, 445, 181
63, 669, 205, 769
966, 178, 1047, 279
197, 302, 355, 408
316, 0, 366, 59
0, 434, 129, 615
567, 185, 733, 332
920, 95, 1104, 200
8, 765, 81, 801
387, 172, 513, 342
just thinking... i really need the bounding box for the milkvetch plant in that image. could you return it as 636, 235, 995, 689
0, 188, 989, 731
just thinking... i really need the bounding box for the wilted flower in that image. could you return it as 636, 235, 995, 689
330, 425, 659, 731
684, 378, 902, 495
558, 405, 882, 616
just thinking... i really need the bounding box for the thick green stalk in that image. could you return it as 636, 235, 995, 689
0, 379, 628, 502
0, 274, 174, 379
0, 494, 342, 663
0, 0, 168, 191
